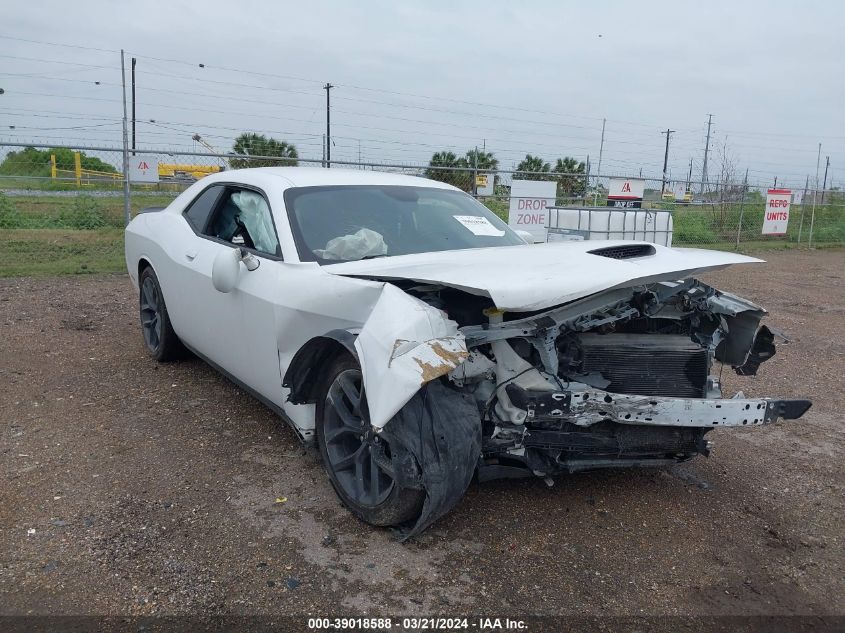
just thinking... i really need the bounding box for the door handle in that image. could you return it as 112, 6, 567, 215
185, 250, 198, 261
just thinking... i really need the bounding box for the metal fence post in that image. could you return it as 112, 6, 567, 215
120, 50, 131, 226
472, 148, 478, 197
797, 175, 809, 244
808, 189, 818, 248
808, 144, 822, 248
735, 169, 748, 250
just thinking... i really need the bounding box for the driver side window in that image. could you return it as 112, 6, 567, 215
204, 186, 281, 257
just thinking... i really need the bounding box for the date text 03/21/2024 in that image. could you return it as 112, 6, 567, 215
307, 617, 528, 630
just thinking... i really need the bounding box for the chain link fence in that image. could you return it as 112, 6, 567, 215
1, 141, 842, 276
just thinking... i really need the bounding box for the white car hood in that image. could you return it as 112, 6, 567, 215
324, 241, 764, 311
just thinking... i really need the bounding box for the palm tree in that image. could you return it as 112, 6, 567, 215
464, 149, 499, 172
514, 154, 551, 181
424, 151, 470, 190
231, 133, 298, 168
552, 157, 587, 198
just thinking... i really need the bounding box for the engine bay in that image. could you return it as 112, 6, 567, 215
398, 278, 803, 477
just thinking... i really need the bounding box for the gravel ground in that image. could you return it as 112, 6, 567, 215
1, 249, 843, 623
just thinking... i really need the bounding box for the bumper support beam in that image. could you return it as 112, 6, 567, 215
505, 384, 811, 428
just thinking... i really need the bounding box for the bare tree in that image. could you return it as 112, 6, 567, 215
713, 140, 743, 234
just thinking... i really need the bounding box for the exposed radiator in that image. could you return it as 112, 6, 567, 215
578, 333, 708, 398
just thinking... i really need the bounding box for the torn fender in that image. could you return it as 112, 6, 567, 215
354, 283, 469, 429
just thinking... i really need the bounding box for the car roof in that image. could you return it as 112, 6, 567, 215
204, 166, 461, 190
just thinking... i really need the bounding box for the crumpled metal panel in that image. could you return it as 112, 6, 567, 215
355, 283, 468, 428
325, 240, 764, 311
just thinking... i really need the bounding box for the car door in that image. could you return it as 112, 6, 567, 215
172, 183, 286, 400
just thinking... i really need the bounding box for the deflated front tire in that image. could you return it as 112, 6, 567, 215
316, 354, 425, 527
316, 354, 483, 538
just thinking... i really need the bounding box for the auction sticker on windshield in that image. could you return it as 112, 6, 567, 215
453, 215, 505, 236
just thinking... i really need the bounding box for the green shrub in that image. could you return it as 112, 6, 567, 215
60, 195, 107, 230
673, 212, 717, 244
0, 193, 22, 228
482, 197, 509, 222
810, 223, 845, 243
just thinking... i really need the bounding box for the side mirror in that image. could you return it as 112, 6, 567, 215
212, 248, 241, 293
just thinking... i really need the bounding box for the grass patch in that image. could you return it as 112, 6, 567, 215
481, 197, 509, 222
0, 193, 177, 229
0, 228, 125, 276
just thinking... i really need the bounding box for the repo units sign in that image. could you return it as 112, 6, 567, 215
762, 188, 791, 235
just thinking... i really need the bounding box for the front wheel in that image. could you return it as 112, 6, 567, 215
139, 266, 184, 361
316, 355, 424, 527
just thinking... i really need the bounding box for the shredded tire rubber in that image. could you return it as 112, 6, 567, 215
378, 379, 482, 541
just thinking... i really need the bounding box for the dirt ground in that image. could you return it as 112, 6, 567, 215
1, 249, 843, 624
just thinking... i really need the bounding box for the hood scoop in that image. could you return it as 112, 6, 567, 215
588, 244, 656, 259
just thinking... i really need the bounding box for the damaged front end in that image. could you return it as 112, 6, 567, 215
447, 279, 811, 480
299, 267, 811, 539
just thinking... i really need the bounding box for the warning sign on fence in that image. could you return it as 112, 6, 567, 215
128, 158, 159, 183
762, 188, 791, 235
606, 178, 645, 208
475, 173, 494, 196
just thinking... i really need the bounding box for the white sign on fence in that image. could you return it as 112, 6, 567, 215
606, 178, 645, 208
762, 188, 792, 235
508, 179, 557, 242
128, 157, 159, 183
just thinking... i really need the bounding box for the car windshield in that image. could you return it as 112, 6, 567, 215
284, 185, 525, 263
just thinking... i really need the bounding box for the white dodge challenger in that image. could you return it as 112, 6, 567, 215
125, 167, 810, 537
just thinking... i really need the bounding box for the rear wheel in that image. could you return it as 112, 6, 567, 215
139, 266, 183, 361
316, 355, 424, 526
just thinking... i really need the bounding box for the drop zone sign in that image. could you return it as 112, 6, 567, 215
762, 188, 791, 235
508, 180, 557, 242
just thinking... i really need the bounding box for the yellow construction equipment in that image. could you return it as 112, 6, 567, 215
192, 133, 229, 168
157, 164, 222, 180
50, 152, 123, 187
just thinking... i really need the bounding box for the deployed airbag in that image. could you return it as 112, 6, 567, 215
231, 190, 279, 254
319, 228, 388, 261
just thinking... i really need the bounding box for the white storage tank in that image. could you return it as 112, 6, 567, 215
546, 207, 673, 247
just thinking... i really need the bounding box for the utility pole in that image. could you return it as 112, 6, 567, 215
686, 157, 693, 193
321, 134, 326, 168
700, 114, 713, 196
773, 176, 778, 188
660, 128, 675, 194
120, 50, 131, 226
596, 118, 606, 179
821, 156, 830, 204
130, 57, 136, 155
323, 83, 333, 168
584, 153, 590, 205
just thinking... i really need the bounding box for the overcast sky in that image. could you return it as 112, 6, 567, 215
1, 0, 842, 189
